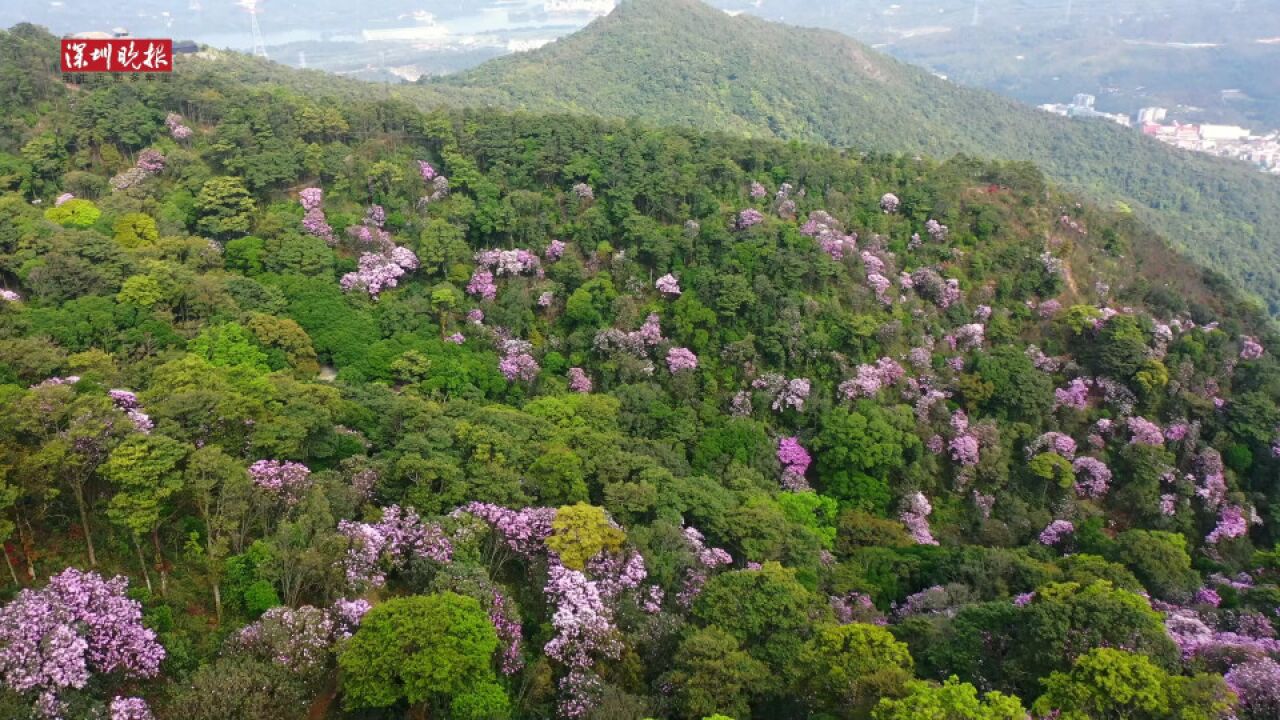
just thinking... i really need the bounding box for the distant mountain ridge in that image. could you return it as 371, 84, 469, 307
411, 0, 1280, 315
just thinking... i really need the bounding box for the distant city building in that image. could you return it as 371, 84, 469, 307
1073, 93, 1096, 109
1200, 124, 1251, 142
1138, 107, 1167, 124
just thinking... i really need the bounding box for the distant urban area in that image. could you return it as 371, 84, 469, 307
1041, 94, 1280, 175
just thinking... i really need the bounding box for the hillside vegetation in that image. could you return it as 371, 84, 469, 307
0, 20, 1280, 720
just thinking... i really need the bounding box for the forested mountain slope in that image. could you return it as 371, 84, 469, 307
422, 0, 1280, 316
1, 20, 1280, 720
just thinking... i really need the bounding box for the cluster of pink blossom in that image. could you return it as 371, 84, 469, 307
915, 388, 950, 422
973, 305, 992, 321
1054, 377, 1092, 410
954, 323, 985, 350
0, 569, 163, 718
1014, 592, 1036, 607
573, 183, 594, 201
544, 239, 567, 261
777, 437, 811, 491
340, 248, 420, 298
586, 551, 648, 605
666, 347, 698, 373
593, 314, 664, 358
489, 590, 524, 675
107, 389, 153, 434
498, 339, 540, 382
800, 211, 857, 260
537, 291, 554, 308
1240, 336, 1265, 360
297, 187, 334, 243
1163, 605, 1280, 663
949, 434, 980, 466
880, 193, 900, 213
228, 605, 336, 673
110, 150, 166, 191
1028, 431, 1077, 460
1206, 505, 1249, 544
109, 696, 153, 720
30, 375, 80, 389
910, 268, 960, 308
1038, 299, 1062, 318
737, 208, 764, 229
446, 333, 466, 344
567, 367, 592, 394
654, 273, 681, 296
1096, 378, 1137, 415
894, 585, 962, 619
0, 289, 20, 303
749, 181, 767, 199
900, 492, 939, 545
972, 491, 996, 519
163, 112, 191, 140
338, 505, 452, 588
417, 160, 437, 182
332, 597, 371, 639
1127, 417, 1165, 446
1039, 251, 1064, 277
54, 193, 74, 207
543, 560, 621, 717
476, 248, 543, 278
1196, 449, 1227, 509
1164, 421, 1190, 442
677, 527, 732, 607
248, 460, 313, 505
839, 358, 905, 399
1225, 658, 1280, 718
924, 219, 948, 242
466, 270, 497, 300
1072, 457, 1113, 498
1038, 519, 1075, 545
453, 503, 557, 558
1027, 345, 1062, 372
861, 251, 887, 276
751, 374, 811, 412
831, 592, 884, 625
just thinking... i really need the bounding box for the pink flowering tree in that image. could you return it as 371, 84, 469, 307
666, 347, 698, 374
248, 460, 313, 506
777, 437, 811, 491
338, 505, 452, 589
655, 273, 682, 297
0, 568, 164, 718
900, 493, 939, 545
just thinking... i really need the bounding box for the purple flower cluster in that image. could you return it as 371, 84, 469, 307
545, 239, 566, 261
901, 492, 939, 546
1028, 431, 1077, 460
109, 696, 153, 720
110, 150, 166, 191
1039, 520, 1075, 545
1196, 448, 1227, 509
801, 210, 857, 260
737, 208, 764, 229
593, 314, 664, 358
1241, 336, 1265, 360
340, 248, 420, 298
1225, 658, 1280, 718
446, 333, 465, 344
831, 592, 884, 625
572, 183, 594, 201
1206, 505, 1248, 544
880, 193, 900, 213
248, 460, 313, 505
489, 590, 524, 675
298, 188, 334, 243
666, 347, 698, 373
544, 561, 621, 717
164, 112, 192, 140
108, 389, 153, 434
476, 248, 543, 278
1055, 377, 1092, 410
867, 272, 893, 304
466, 270, 497, 300
567, 367, 593, 394
1127, 417, 1165, 446
332, 598, 371, 639
338, 505, 453, 588
677, 527, 732, 607
1073, 457, 1113, 498
778, 437, 811, 491
0, 289, 21, 303
54, 193, 74, 207
417, 160, 437, 182
135, 149, 166, 174
751, 374, 811, 412
839, 358, 905, 399
655, 273, 681, 296
925, 219, 948, 242
453, 503, 557, 558
749, 181, 767, 199
498, 339, 540, 382
949, 434, 980, 466
955, 323, 985, 350
0, 569, 163, 716
229, 605, 336, 673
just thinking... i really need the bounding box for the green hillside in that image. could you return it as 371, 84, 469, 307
414, 0, 1280, 316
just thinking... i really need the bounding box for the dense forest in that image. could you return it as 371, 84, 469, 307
2, 19, 1280, 720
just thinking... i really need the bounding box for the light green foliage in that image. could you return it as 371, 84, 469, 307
43, 198, 100, 228
800, 623, 915, 718
112, 212, 158, 248
338, 593, 508, 717
1032, 648, 1234, 720
188, 323, 271, 372
665, 626, 771, 720
102, 434, 189, 538
1029, 452, 1074, 489
117, 274, 166, 308
874, 676, 1027, 720
546, 502, 625, 570
776, 491, 839, 550
693, 562, 819, 673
